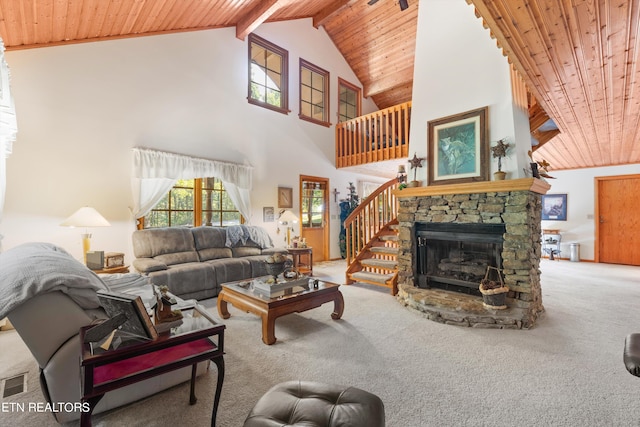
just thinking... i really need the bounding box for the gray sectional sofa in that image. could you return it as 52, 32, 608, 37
132, 225, 287, 300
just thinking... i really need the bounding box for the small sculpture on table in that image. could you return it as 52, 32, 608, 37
154, 285, 183, 324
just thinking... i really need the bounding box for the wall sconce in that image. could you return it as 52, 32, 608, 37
397, 164, 407, 184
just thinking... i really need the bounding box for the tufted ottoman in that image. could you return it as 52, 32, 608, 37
244, 380, 385, 427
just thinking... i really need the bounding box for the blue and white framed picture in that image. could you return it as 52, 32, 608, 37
541, 194, 567, 221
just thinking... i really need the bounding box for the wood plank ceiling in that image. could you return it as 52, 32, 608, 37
0, 0, 637, 171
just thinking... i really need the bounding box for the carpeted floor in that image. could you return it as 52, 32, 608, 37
1, 259, 640, 426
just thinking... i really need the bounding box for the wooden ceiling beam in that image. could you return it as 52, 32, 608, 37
235, 0, 283, 41
532, 129, 560, 152
364, 66, 415, 98
313, 0, 352, 28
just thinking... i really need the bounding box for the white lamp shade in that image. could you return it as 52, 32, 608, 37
279, 210, 299, 224
60, 207, 111, 227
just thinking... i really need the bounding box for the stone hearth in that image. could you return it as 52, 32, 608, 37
393, 178, 550, 329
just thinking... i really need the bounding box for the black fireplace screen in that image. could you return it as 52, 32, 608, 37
415, 222, 505, 295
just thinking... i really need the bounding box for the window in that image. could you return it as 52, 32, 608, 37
301, 181, 327, 228
143, 178, 242, 228
338, 78, 361, 122
248, 33, 288, 114
299, 59, 330, 127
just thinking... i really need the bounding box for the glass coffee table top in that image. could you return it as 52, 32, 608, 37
222, 276, 339, 301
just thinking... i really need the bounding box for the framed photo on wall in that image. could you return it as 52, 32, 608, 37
541, 194, 567, 221
278, 187, 293, 208
427, 106, 489, 185
263, 207, 275, 222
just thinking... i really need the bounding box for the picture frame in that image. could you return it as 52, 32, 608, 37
97, 290, 158, 340
541, 194, 567, 221
427, 106, 489, 185
278, 187, 293, 208
263, 206, 275, 222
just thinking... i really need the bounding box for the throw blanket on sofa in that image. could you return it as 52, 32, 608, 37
226, 225, 273, 249
0, 242, 109, 319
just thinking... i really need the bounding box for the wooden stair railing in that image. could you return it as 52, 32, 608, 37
336, 101, 411, 168
344, 178, 400, 295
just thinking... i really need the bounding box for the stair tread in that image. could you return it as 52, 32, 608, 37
379, 235, 398, 241
351, 271, 394, 284
370, 246, 399, 254
361, 258, 397, 269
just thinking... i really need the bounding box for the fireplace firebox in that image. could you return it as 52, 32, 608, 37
415, 222, 505, 296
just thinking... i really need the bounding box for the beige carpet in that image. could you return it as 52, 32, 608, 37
1, 259, 640, 426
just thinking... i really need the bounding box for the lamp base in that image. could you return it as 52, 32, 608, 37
81, 233, 92, 264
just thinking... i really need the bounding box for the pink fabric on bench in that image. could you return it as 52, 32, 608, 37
94, 338, 215, 384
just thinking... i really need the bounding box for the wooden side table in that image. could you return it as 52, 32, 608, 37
80, 305, 225, 426
288, 247, 313, 276
92, 265, 130, 274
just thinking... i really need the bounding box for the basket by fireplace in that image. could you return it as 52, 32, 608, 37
479, 266, 509, 310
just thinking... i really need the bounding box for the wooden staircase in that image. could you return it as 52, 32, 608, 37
344, 178, 400, 295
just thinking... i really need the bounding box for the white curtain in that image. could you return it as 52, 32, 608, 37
0, 38, 18, 247
131, 148, 253, 223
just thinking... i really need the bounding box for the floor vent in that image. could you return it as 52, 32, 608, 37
1, 373, 27, 398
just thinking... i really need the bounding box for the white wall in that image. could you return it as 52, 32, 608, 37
409, 0, 528, 183
540, 164, 640, 261
1, 19, 383, 262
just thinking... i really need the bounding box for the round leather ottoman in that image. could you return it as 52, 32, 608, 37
244, 380, 385, 427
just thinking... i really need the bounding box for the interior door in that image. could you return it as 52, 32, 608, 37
300, 176, 329, 262
596, 174, 640, 265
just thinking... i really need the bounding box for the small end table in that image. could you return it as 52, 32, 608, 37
92, 265, 130, 274
80, 305, 225, 426
288, 247, 313, 276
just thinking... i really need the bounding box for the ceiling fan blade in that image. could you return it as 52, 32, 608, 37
367, 0, 379, 5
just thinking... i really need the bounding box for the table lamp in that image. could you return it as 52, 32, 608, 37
60, 206, 111, 264
279, 210, 299, 247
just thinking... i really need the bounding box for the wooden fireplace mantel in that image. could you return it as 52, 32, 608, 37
392, 178, 551, 198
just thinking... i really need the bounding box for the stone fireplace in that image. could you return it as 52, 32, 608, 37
394, 178, 550, 329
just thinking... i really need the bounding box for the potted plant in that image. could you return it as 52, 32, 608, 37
490, 138, 511, 180
479, 266, 509, 310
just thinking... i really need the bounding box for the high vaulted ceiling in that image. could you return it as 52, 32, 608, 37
0, 0, 638, 171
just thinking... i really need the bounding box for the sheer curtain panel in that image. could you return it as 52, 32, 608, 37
131, 148, 253, 223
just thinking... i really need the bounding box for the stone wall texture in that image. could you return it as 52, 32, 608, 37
396, 190, 544, 329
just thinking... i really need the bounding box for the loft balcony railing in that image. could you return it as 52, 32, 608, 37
335, 101, 411, 168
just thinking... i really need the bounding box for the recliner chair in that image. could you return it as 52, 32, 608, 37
3, 243, 206, 424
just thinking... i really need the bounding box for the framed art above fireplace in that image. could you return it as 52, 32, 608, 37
427, 106, 489, 185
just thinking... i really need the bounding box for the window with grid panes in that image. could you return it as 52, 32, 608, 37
301, 181, 326, 228
143, 178, 242, 229
248, 33, 288, 114
338, 78, 361, 122
299, 59, 330, 126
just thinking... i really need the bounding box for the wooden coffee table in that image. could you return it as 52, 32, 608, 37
217, 278, 344, 345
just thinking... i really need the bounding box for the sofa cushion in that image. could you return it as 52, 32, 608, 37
207, 258, 252, 284
148, 262, 217, 299
243, 255, 271, 278
192, 226, 233, 261
155, 251, 199, 266
132, 228, 198, 265
232, 246, 262, 257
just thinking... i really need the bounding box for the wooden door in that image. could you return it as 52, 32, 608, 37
596, 174, 640, 265
300, 176, 329, 262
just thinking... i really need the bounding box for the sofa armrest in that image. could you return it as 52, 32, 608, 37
133, 258, 168, 274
